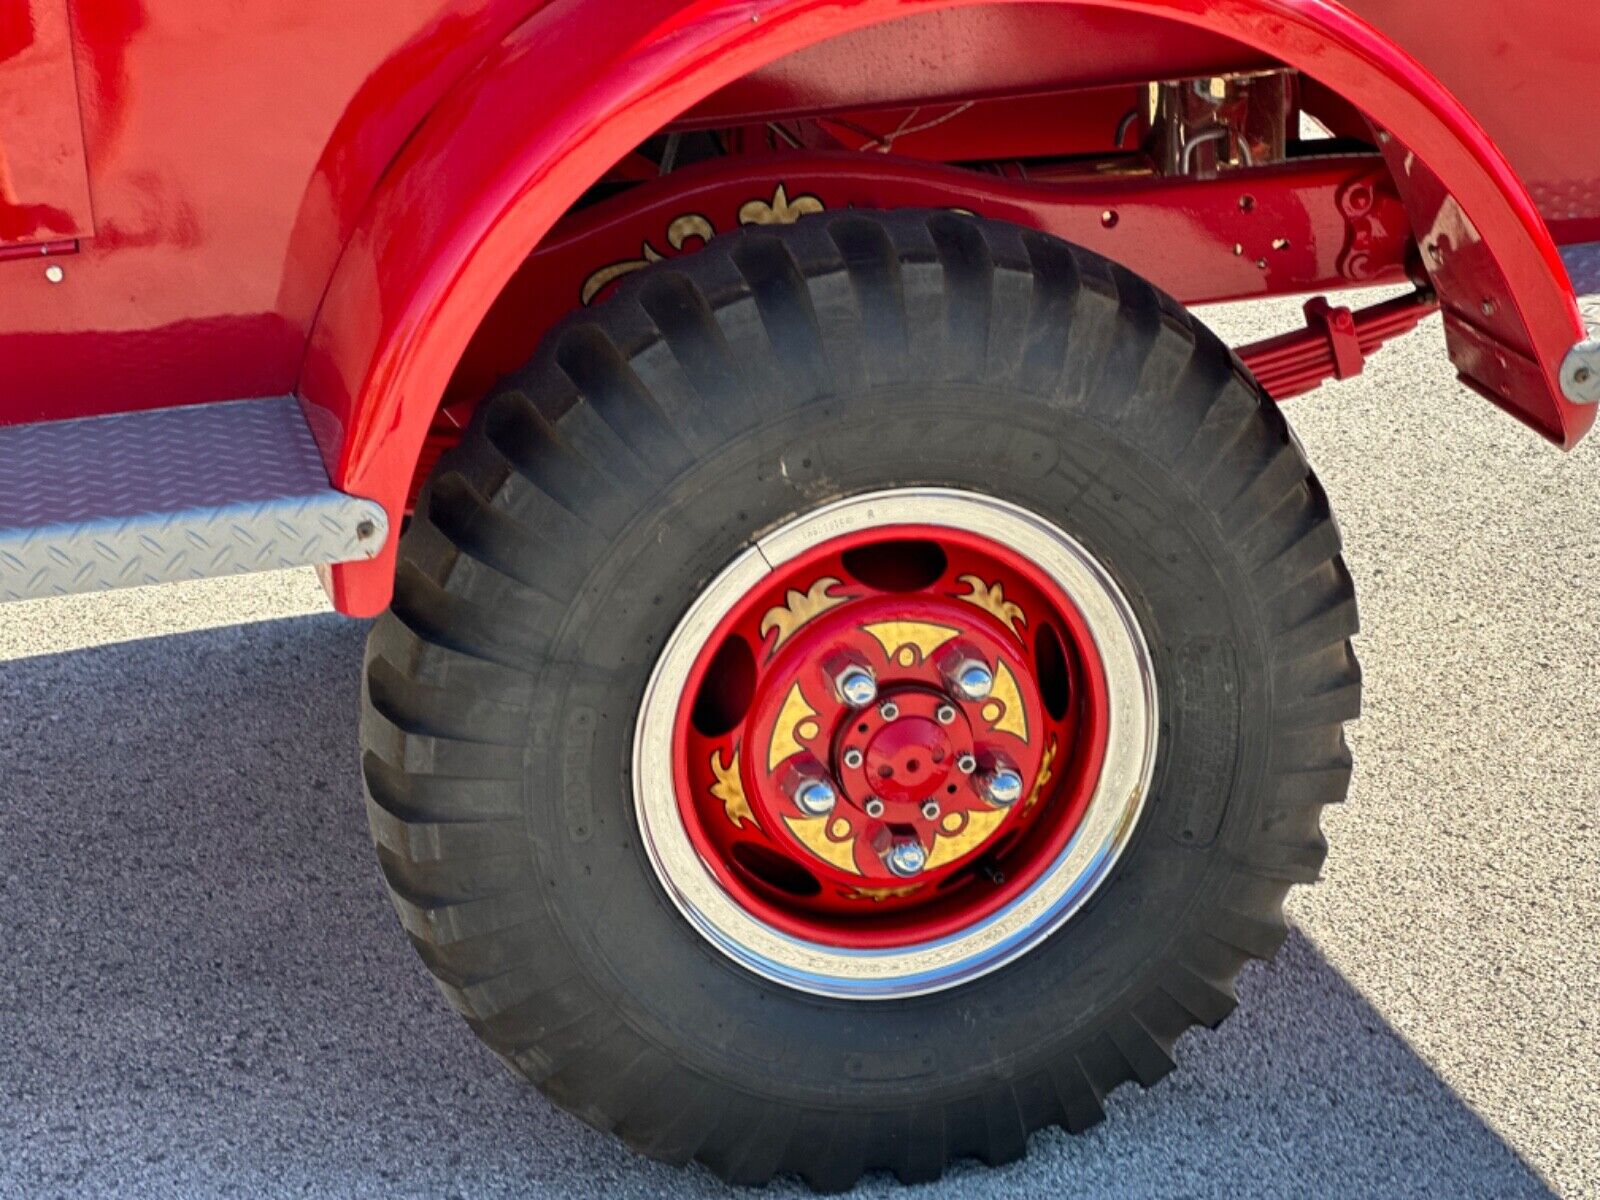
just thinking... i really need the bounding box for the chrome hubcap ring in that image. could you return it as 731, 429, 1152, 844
633, 488, 1158, 999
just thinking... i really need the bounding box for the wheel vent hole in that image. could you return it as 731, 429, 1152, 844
731, 842, 821, 897
691, 635, 756, 737
841, 539, 948, 592
1035, 623, 1071, 721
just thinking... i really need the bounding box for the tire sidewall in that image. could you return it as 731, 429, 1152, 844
522, 382, 1271, 1107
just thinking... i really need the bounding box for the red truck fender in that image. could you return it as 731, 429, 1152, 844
302, 0, 1589, 617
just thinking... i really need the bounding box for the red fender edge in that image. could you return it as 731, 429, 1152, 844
300, 0, 1589, 617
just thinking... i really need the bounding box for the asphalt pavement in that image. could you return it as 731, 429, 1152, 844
2, 295, 1597, 1197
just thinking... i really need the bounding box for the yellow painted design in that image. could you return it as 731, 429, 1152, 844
956, 574, 1027, 637
985, 660, 1029, 742
580, 243, 660, 305
738, 183, 825, 227
1025, 738, 1058, 811
940, 811, 963, 833
923, 807, 1009, 871
797, 719, 820, 741
981, 701, 1002, 722
580, 214, 714, 305
666, 213, 715, 249
767, 683, 820, 771
862, 621, 960, 665
784, 814, 861, 875
830, 817, 851, 839
759, 576, 848, 654
581, 185, 829, 308
710, 749, 755, 830
897, 647, 916, 667
845, 883, 923, 902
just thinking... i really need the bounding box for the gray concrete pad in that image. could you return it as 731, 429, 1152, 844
1, 300, 1595, 1197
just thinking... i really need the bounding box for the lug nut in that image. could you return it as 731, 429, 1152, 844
920, 799, 941, 820
935, 703, 956, 725
864, 797, 886, 819
883, 837, 927, 878
843, 747, 864, 770
980, 766, 1025, 807
834, 665, 878, 708
956, 753, 977, 775
793, 777, 837, 817
945, 658, 995, 701
878, 700, 900, 721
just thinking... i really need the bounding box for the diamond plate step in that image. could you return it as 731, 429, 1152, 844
0, 396, 388, 603
1561, 241, 1600, 339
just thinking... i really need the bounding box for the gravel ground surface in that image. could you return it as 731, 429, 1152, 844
2, 297, 1597, 1198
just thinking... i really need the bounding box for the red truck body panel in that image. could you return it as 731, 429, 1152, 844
0, 1, 1594, 614
0, 0, 1591, 425
0, 0, 93, 248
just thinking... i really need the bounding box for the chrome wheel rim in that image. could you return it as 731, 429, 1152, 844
633, 488, 1158, 999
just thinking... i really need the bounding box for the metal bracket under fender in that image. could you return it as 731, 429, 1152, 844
0, 397, 388, 603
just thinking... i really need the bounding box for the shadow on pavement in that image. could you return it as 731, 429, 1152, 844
0, 615, 1555, 1199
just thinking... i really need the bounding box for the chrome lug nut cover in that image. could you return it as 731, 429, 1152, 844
834, 665, 878, 708
878, 700, 900, 721
864, 797, 886, 819
842, 747, 864, 770
981, 767, 1025, 807
956, 752, 978, 775
883, 838, 927, 878
935, 703, 957, 725
946, 658, 995, 700
793, 778, 838, 817
920, 799, 941, 820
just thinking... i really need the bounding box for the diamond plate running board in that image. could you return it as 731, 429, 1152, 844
1558, 242, 1600, 405
1562, 241, 1600, 339
0, 396, 388, 603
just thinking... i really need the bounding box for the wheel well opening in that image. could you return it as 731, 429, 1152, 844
409, 4, 1394, 513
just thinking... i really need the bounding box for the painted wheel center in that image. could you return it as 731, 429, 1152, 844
671, 514, 1115, 945
863, 715, 952, 804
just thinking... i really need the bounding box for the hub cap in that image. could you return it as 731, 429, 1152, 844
634, 489, 1157, 998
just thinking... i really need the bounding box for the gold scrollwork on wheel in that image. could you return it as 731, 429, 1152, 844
980, 660, 1029, 743
956, 574, 1026, 637
861, 621, 960, 666
845, 882, 922, 902
767, 682, 820, 771
710, 748, 756, 830
738, 183, 824, 226
922, 807, 1008, 872
759, 576, 848, 654
1025, 738, 1057, 811
784, 813, 860, 874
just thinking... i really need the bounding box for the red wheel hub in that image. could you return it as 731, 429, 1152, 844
673, 524, 1111, 949
857, 700, 955, 807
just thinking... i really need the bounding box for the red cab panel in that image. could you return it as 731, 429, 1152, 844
0, 0, 92, 246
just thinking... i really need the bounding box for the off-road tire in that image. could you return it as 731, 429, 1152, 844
360, 210, 1358, 1189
